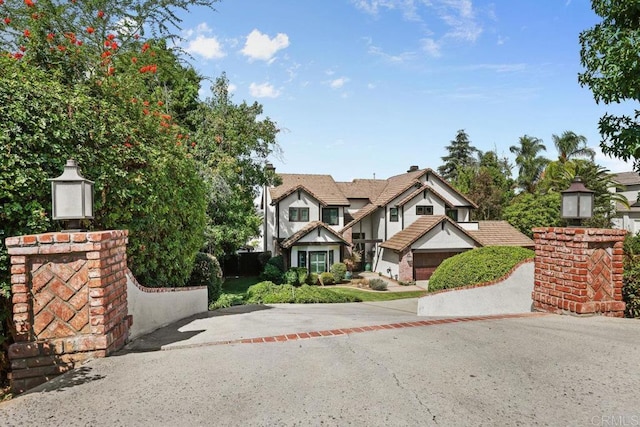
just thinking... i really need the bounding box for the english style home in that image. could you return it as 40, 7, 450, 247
612, 172, 640, 235
262, 165, 533, 282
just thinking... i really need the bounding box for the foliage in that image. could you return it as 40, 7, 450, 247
266, 255, 285, 273
399, 280, 416, 286
319, 272, 335, 286
343, 250, 361, 272
622, 233, 640, 318
509, 135, 549, 193
438, 129, 478, 182
260, 264, 283, 284
245, 282, 359, 304
190, 74, 281, 256
330, 288, 425, 302
429, 246, 534, 292
186, 252, 223, 302
307, 272, 319, 286
330, 262, 347, 283
503, 192, 562, 238
551, 131, 595, 163
221, 276, 261, 296
209, 293, 245, 310
368, 278, 388, 291
579, 1, 640, 171
283, 269, 299, 286
296, 268, 308, 285
258, 252, 272, 267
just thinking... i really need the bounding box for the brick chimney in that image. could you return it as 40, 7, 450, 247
407, 165, 419, 172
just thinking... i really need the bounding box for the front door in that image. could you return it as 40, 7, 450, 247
309, 252, 327, 274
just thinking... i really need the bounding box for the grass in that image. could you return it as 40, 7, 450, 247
219, 276, 426, 306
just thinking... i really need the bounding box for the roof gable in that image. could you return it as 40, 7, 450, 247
270, 174, 349, 206
395, 184, 454, 208
281, 221, 350, 249
380, 216, 480, 252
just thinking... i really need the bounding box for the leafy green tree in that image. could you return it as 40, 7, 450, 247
579, 0, 640, 171
503, 192, 562, 238
509, 135, 549, 193
189, 74, 281, 256
438, 129, 478, 182
552, 131, 595, 163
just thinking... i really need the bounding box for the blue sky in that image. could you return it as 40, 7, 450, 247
175, 0, 634, 181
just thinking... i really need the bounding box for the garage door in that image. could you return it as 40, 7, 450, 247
414, 252, 461, 280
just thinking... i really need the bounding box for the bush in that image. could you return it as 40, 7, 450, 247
368, 278, 388, 291
319, 272, 335, 286
307, 272, 319, 286
330, 262, 347, 283
429, 246, 534, 292
245, 282, 359, 304
258, 252, 272, 268
266, 255, 285, 273
296, 267, 309, 285
623, 234, 640, 318
283, 269, 299, 286
399, 280, 416, 286
245, 281, 280, 303
186, 253, 223, 303
260, 264, 284, 284
209, 293, 245, 310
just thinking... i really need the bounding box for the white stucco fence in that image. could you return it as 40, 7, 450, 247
126, 269, 208, 340
417, 261, 534, 317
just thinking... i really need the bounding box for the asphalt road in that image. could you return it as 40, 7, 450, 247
1, 303, 639, 426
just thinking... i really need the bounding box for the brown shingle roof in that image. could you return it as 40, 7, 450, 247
270, 174, 349, 206
468, 221, 534, 248
380, 218, 533, 252
335, 179, 387, 200
395, 184, 454, 208
342, 203, 379, 231
372, 169, 425, 206
280, 221, 350, 249
613, 172, 640, 186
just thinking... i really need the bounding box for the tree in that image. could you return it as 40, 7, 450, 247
438, 129, 478, 182
509, 135, 549, 193
503, 192, 562, 238
579, 1, 640, 171
551, 131, 595, 163
189, 74, 281, 256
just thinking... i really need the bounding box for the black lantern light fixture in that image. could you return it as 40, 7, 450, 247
561, 176, 594, 226
50, 159, 94, 231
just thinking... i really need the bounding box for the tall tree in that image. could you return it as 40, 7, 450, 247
579, 1, 640, 171
552, 131, 595, 163
509, 135, 549, 193
438, 129, 478, 182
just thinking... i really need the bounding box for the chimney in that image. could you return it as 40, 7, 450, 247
408, 165, 419, 172
265, 162, 275, 173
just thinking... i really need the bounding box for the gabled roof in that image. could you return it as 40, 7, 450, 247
280, 221, 350, 249
395, 184, 454, 208
424, 168, 479, 208
342, 203, 379, 231
335, 179, 387, 201
269, 174, 349, 206
468, 221, 534, 247
380, 217, 534, 252
613, 172, 640, 186
371, 169, 425, 207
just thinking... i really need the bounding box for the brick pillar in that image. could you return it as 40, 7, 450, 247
5, 230, 131, 393
398, 249, 413, 282
532, 227, 626, 317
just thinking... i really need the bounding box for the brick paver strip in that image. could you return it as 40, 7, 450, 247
159, 312, 550, 351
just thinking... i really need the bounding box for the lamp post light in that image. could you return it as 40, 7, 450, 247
561, 176, 594, 227
50, 159, 94, 231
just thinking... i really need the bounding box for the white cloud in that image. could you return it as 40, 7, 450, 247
249, 82, 281, 98
330, 77, 350, 89
185, 35, 225, 59
241, 29, 290, 63
420, 38, 441, 57
228, 83, 237, 93
196, 22, 212, 33
368, 83, 376, 89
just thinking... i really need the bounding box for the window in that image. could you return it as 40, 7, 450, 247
309, 252, 327, 273
416, 205, 434, 215
322, 207, 339, 225
329, 250, 334, 267
389, 207, 399, 222
446, 209, 458, 221
289, 207, 309, 222
298, 251, 307, 269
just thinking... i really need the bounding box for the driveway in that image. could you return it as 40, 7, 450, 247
1, 302, 639, 426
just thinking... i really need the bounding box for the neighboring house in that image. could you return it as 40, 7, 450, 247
262, 165, 534, 281
612, 172, 640, 234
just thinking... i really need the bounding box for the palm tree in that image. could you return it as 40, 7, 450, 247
552, 131, 595, 163
509, 135, 549, 193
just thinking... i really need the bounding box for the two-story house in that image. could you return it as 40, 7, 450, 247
611, 171, 640, 234
263, 165, 533, 281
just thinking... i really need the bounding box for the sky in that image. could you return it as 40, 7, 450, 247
174, 0, 635, 182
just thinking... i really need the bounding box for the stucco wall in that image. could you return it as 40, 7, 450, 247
126, 270, 208, 340
375, 248, 399, 279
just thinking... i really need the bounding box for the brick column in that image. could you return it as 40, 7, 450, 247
532, 227, 626, 317
5, 230, 131, 393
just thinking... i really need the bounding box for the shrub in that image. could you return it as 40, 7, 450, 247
245, 282, 359, 304
186, 252, 223, 303
368, 278, 388, 291
399, 280, 416, 286
429, 246, 534, 292
266, 255, 285, 273
260, 264, 284, 284
623, 234, 640, 318
307, 272, 319, 286
293, 285, 359, 303
319, 272, 335, 286
245, 281, 280, 303
330, 262, 347, 283
283, 269, 299, 286
209, 293, 245, 310
296, 267, 309, 285
258, 252, 272, 268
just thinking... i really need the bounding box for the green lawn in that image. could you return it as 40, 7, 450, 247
222, 277, 426, 302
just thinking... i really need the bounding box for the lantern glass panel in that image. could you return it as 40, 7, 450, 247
562, 194, 578, 218
54, 183, 83, 218
84, 182, 94, 218
579, 194, 593, 218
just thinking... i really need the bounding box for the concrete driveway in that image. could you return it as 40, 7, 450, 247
1, 301, 639, 426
